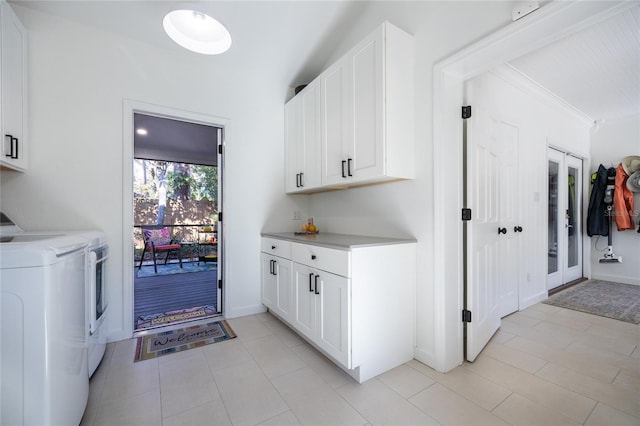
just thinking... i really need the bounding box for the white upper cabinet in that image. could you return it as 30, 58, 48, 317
285, 80, 321, 193
0, 0, 27, 172
285, 21, 414, 193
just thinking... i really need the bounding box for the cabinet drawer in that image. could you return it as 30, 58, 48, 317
261, 238, 291, 258
292, 243, 350, 277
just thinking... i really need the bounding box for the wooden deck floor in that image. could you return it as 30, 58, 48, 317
134, 268, 217, 327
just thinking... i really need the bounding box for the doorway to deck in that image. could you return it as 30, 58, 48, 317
132, 112, 223, 332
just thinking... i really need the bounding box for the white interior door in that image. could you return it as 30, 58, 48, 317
465, 75, 522, 361
465, 78, 501, 362
547, 148, 583, 289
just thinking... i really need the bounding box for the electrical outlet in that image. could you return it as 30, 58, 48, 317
292, 210, 301, 220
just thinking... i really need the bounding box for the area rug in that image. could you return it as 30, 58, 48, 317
136, 262, 216, 278
134, 320, 236, 362
543, 279, 640, 324
135, 305, 218, 330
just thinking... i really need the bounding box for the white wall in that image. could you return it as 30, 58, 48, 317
589, 115, 640, 285
0, 6, 309, 340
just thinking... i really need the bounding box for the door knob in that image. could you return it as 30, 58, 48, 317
498, 227, 507, 235
514, 226, 523, 233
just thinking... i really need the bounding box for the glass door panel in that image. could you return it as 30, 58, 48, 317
548, 159, 559, 275
567, 166, 579, 268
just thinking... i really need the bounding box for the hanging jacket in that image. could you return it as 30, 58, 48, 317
614, 163, 635, 231
587, 164, 609, 237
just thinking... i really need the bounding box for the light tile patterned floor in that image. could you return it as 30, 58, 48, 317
81, 303, 639, 426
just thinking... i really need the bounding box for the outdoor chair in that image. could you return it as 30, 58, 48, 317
138, 226, 183, 273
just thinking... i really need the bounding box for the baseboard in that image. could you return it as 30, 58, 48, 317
414, 347, 460, 373
520, 290, 549, 308
224, 303, 267, 319
590, 273, 640, 286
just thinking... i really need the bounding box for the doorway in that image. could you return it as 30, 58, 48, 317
547, 148, 583, 290
430, 1, 632, 372
131, 111, 223, 332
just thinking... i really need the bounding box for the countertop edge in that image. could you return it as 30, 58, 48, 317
261, 232, 417, 250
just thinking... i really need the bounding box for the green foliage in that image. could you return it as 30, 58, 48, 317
134, 159, 217, 203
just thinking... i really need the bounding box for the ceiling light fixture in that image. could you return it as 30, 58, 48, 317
136, 128, 148, 136
163, 6, 232, 55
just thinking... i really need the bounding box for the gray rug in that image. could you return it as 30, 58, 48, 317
543, 280, 640, 324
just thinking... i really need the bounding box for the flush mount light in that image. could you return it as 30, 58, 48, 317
163, 6, 232, 55
136, 128, 148, 136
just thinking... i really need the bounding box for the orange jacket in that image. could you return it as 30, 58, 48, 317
614, 163, 635, 231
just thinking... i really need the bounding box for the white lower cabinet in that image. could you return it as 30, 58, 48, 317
293, 263, 349, 367
260, 253, 293, 323
261, 234, 416, 383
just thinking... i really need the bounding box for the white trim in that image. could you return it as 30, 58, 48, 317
225, 304, 267, 319
591, 273, 640, 286
493, 65, 594, 127
430, 0, 631, 373
121, 99, 230, 340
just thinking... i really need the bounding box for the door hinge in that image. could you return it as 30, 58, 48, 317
218, 145, 223, 154
462, 309, 472, 323
218, 279, 222, 289
462, 208, 472, 221
462, 105, 472, 119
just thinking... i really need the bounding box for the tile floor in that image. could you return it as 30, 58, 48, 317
81, 303, 639, 426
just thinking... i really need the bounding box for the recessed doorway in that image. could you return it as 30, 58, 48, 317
547, 148, 583, 290
122, 102, 226, 334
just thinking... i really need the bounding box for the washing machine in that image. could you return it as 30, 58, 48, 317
0, 232, 90, 425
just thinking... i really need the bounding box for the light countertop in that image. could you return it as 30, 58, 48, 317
261, 232, 416, 250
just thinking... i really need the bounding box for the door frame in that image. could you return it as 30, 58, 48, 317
122, 99, 229, 338
428, 1, 632, 372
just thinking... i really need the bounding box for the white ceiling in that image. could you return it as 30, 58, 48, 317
508, 5, 640, 123
10, 0, 368, 89
10, 1, 640, 124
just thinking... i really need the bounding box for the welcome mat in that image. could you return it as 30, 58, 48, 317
543, 279, 640, 324
134, 320, 236, 362
137, 262, 217, 278
135, 305, 218, 330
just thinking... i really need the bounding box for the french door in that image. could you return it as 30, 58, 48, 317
547, 148, 583, 289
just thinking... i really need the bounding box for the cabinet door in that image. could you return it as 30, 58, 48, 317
284, 95, 302, 193
0, 1, 27, 171
285, 83, 321, 193
316, 272, 350, 367
349, 30, 383, 182
321, 58, 350, 186
273, 259, 293, 322
292, 263, 316, 340
261, 254, 277, 309
299, 83, 321, 190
